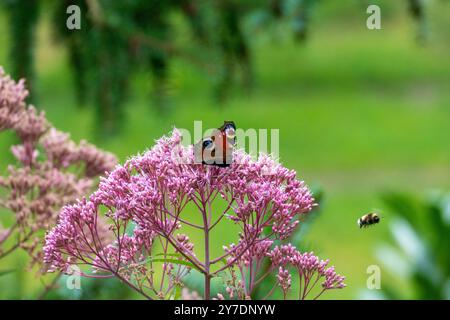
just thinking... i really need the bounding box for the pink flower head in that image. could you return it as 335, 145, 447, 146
268, 245, 346, 298
0, 67, 28, 130
43, 129, 317, 299
277, 266, 292, 297
13, 106, 49, 143
0, 67, 117, 271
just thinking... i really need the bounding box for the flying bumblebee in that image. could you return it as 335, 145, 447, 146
357, 212, 380, 228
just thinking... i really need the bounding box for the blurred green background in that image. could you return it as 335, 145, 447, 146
0, 0, 449, 299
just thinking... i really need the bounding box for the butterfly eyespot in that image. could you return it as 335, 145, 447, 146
223, 123, 235, 131
202, 139, 214, 149
225, 127, 235, 138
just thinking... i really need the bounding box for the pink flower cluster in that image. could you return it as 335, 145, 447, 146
44, 128, 345, 300
0, 67, 117, 269
269, 244, 346, 299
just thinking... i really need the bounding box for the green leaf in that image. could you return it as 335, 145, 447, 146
181, 269, 224, 298
173, 285, 182, 300
149, 258, 196, 269
155, 253, 182, 259
0, 269, 15, 277
381, 191, 421, 230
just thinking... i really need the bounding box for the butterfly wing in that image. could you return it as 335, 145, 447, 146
194, 121, 236, 167
218, 121, 236, 166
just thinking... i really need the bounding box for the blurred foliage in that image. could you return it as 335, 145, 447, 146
3, 0, 39, 101
44, 275, 137, 300
363, 191, 450, 299
0, 0, 436, 135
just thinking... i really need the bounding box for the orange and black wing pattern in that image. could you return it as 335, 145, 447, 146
194, 121, 236, 167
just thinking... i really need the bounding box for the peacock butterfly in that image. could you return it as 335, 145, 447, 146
194, 121, 236, 167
